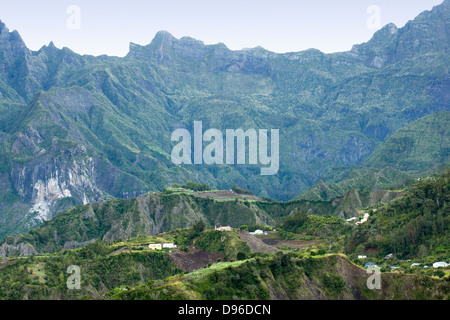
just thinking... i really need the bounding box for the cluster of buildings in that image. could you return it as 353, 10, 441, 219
389, 261, 449, 269
214, 226, 269, 236
359, 253, 449, 270
409, 261, 449, 269
148, 243, 177, 251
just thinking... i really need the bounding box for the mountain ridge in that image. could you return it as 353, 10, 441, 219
0, 1, 449, 236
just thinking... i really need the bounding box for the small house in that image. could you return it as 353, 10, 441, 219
162, 243, 177, 249
433, 262, 449, 268
390, 266, 399, 270
358, 255, 367, 259
411, 263, 420, 267
215, 226, 233, 231
149, 243, 162, 251
364, 262, 377, 269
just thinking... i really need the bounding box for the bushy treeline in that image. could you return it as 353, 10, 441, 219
280, 209, 350, 239
231, 185, 253, 195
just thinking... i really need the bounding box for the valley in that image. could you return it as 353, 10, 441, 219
0, 1, 449, 302
0, 168, 448, 300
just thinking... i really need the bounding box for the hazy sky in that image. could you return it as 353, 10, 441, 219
0, 0, 444, 57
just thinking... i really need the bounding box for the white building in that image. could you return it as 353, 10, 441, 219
215, 226, 233, 231
355, 213, 370, 225
250, 229, 264, 235
149, 243, 162, 251
358, 255, 367, 259
433, 262, 449, 268
163, 243, 177, 249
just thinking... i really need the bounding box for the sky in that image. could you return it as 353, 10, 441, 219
0, 0, 444, 57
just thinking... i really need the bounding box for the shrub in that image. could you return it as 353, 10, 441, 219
231, 185, 253, 195
237, 252, 247, 260
434, 270, 445, 278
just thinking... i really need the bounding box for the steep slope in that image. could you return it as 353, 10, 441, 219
351, 1, 450, 68
294, 167, 412, 201
0, 1, 449, 237
107, 254, 449, 300
296, 112, 449, 201
0, 177, 420, 258
0, 240, 184, 300
0, 191, 276, 256
365, 111, 450, 171
344, 169, 449, 258
2, 240, 447, 300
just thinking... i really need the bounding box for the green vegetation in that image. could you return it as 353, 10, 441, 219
345, 169, 450, 260
231, 185, 254, 195
193, 230, 251, 260
106, 254, 449, 300
1, 167, 449, 301
1, 1, 449, 239
0, 241, 183, 300
0, 2, 449, 300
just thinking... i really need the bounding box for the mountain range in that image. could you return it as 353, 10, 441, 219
0, 1, 449, 238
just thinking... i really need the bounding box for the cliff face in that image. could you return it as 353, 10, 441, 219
351, 1, 450, 68
0, 242, 37, 257
11, 143, 103, 224
331, 189, 405, 218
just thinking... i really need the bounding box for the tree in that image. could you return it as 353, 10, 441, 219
231, 185, 253, 195
192, 219, 206, 234
434, 270, 445, 278
237, 252, 247, 260
282, 209, 308, 233
183, 181, 211, 191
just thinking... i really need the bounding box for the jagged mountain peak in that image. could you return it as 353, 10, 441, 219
0, 19, 6, 32
153, 30, 176, 41
350, 0, 449, 68
0, 20, 26, 47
